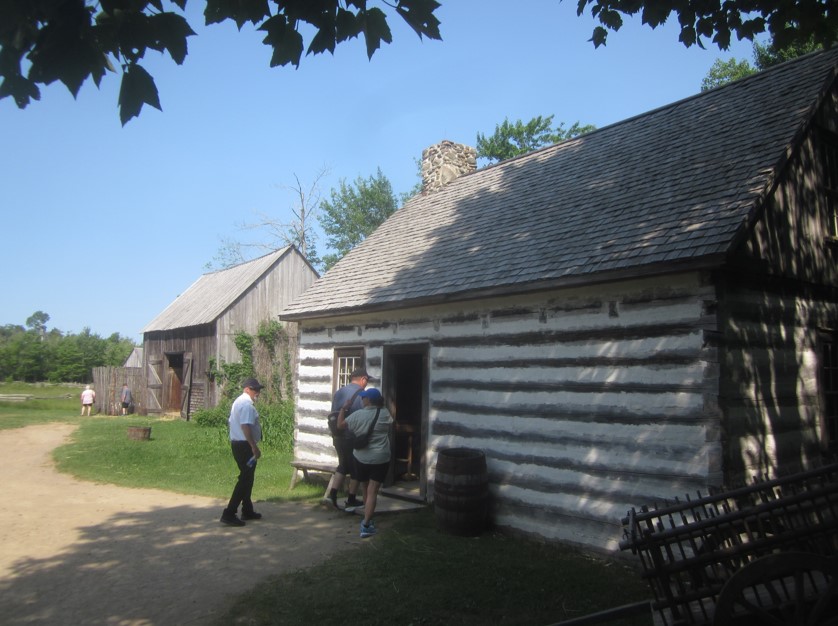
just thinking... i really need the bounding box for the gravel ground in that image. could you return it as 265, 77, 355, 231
0, 423, 362, 625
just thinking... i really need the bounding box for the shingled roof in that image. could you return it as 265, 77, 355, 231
143, 247, 293, 332
282, 48, 838, 321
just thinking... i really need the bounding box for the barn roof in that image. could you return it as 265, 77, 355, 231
281, 48, 838, 321
143, 247, 293, 332
123, 347, 144, 368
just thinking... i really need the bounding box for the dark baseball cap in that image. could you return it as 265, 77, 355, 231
350, 367, 378, 381
242, 377, 264, 390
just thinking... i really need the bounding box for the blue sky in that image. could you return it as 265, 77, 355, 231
0, 1, 758, 344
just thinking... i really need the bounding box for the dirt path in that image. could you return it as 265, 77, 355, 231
0, 423, 362, 625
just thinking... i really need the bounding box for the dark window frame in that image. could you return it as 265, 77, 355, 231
332, 348, 365, 393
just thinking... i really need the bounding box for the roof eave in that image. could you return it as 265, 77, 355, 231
279, 254, 726, 322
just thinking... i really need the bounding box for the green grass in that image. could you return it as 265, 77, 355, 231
0, 381, 81, 398
0, 381, 83, 428
220, 507, 652, 626
1, 382, 653, 626
0, 381, 321, 502
52, 415, 321, 501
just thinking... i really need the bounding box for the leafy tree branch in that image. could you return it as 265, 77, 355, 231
1, 0, 442, 124
576, 0, 836, 51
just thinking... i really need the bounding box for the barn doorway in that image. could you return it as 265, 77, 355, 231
165, 352, 183, 414
382, 344, 428, 500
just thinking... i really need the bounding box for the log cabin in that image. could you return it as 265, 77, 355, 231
281, 49, 838, 551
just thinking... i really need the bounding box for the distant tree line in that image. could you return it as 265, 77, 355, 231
0, 311, 136, 383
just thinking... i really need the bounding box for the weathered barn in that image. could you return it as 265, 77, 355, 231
280, 49, 838, 552
142, 247, 317, 418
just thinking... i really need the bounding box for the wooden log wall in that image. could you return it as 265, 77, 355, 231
719, 119, 838, 482
716, 273, 833, 483
293, 272, 721, 552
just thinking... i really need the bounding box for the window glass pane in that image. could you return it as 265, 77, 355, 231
334, 349, 363, 391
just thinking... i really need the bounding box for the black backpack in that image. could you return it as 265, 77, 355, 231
345, 408, 381, 450
327, 388, 362, 437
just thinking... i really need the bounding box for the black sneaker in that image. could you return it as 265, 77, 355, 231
241, 511, 262, 520
344, 499, 364, 512
330, 492, 339, 508
220, 513, 245, 527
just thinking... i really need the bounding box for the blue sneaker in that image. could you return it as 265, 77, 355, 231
360, 520, 376, 538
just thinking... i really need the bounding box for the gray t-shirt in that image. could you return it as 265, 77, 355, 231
347, 406, 392, 465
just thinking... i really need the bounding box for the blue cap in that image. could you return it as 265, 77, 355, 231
359, 388, 382, 402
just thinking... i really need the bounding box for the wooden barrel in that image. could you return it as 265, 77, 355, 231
127, 426, 151, 441
434, 447, 488, 536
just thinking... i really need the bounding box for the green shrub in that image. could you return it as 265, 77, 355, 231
259, 399, 295, 453
193, 399, 231, 429
193, 397, 294, 453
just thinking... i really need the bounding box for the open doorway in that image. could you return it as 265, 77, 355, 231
165, 352, 184, 413
382, 344, 429, 500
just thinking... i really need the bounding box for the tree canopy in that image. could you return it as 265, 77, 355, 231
476, 115, 596, 164
318, 167, 398, 271
5, 2, 835, 124
1, 0, 441, 124
577, 0, 835, 51
701, 57, 756, 91
701, 31, 834, 91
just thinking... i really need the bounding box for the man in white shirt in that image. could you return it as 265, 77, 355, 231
220, 378, 264, 527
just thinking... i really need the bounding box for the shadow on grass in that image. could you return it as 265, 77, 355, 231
218, 508, 653, 626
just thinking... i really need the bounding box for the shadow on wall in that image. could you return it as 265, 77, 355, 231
722, 129, 837, 482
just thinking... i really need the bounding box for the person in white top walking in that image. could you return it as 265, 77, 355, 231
80, 385, 95, 416
220, 378, 264, 527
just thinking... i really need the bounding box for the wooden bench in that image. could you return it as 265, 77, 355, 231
289, 460, 334, 489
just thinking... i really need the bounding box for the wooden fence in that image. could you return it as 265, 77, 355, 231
92, 367, 147, 415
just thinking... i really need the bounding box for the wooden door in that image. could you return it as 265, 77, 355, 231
180, 352, 193, 420
146, 357, 163, 415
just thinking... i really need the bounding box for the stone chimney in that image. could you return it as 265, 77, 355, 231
421, 140, 477, 193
